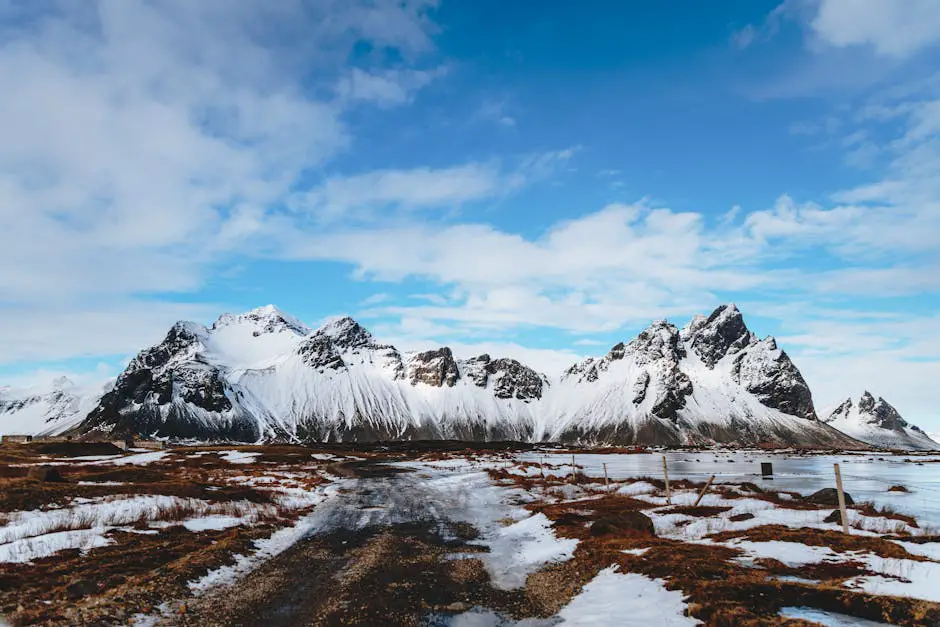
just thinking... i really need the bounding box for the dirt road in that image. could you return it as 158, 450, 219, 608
171, 461, 549, 627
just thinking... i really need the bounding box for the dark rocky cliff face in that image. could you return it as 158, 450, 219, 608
407, 348, 460, 388
76, 322, 256, 441
484, 358, 546, 401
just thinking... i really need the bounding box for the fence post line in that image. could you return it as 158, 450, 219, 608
662, 454, 672, 505
694, 475, 715, 507
834, 463, 850, 534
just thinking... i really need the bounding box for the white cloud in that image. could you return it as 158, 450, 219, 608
0, 0, 440, 360
295, 163, 502, 219
811, 0, 940, 58
337, 66, 446, 106
731, 24, 758, 50
0, 300, 223, 363
289, 148, 576, 221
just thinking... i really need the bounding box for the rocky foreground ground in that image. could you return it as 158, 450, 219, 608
1, 441, 939, 626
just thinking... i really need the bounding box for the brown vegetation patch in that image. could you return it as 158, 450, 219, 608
0, 524, 277, 626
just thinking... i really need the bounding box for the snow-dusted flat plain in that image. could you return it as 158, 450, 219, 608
2, 444, 939, 625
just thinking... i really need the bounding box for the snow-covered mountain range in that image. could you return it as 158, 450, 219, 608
823, 392, 939, 451
0, 377, 110, 437
2, 303, 930, 449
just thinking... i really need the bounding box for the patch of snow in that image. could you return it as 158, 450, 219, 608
183, 515, 247, 532
617, 481, 658, 496
780, 607, 892, 626
556, 567, 700, 625
187, 483, 337, 592
217, 451, 261, 464
0, 528, 113, 563
720, 540, 841, 567
849, 556, 940, 603
99, 451, 171, 466
77, 481, 124, 486
480, 513, 578, 590
893, 541, 940, 561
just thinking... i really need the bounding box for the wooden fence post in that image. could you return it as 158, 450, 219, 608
539, 456, 544, 479
693, 475, 715, 507
834, 463, 850, 534
571, 454, 577, 484
603, 463, 609, 493
662, 455, 672, 505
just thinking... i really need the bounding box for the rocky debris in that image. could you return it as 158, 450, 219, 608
806, 488, 854, 507
27, 466, 65, 482
888, 485, 910, 493
729, 513, 755, 522
589, 511, 655, 537
407, 348, 460, 388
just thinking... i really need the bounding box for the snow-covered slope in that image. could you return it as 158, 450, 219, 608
75, 308, 546, 442
543, 305, 859, 448
823, 392, 938, 451
68, 303, 865, 447
1, 377, 110, 437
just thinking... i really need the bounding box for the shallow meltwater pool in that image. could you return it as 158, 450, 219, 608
520, 451, 940, 528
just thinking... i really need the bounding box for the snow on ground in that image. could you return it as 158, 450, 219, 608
632, 489, 923, 540
187, 482, 339, 592
480, 513, 578, 589
709, 539, 841, 567
393, 460, 580, 590
779, 607, 892, 626
99, 451, 170, 466
555, 567, 699, 626
617, 481, 658, 496
848, 556, 940, 603
0, 528, 114, 563
182, 515, 249, 532
0, 495, 274, 563
892, 540, 940, 561
217, 451, 261, 464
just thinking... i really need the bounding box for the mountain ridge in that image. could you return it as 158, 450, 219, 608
823, 391, 938, 451
0, 304, 879, 448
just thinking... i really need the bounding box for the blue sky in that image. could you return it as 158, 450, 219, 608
1, 0, 939, 429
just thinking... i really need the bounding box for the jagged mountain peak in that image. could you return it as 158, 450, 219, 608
686, 303, 757, 368
824, 392, 937, 450
314, 315, 376, 349
212, 304, 308, 336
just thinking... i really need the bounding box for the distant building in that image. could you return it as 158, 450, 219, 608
0, 434, 33, 443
